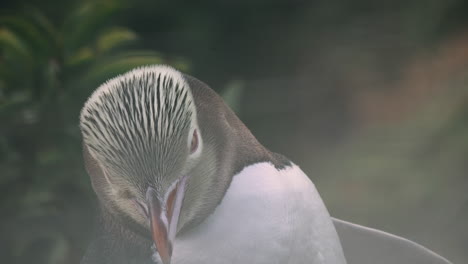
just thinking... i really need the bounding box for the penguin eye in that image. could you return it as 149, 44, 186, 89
190, 129, 198, 154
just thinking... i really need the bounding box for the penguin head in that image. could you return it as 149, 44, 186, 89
80, 65, 205, 264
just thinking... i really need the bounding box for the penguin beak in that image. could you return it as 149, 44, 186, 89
146, 176, 188, 264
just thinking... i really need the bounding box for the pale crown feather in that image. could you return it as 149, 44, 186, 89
80, 65, 197, 181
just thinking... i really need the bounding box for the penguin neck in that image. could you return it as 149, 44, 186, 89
177, 102, 290, 234
178, 74, 292, 233
98, 205, 153, 258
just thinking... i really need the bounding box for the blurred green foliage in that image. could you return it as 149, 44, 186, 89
0, 1, 187, 263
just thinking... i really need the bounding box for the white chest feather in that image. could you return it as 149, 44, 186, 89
171, 162, 346, 264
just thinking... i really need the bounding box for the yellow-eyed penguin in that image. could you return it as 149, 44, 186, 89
79, 65, 452, 264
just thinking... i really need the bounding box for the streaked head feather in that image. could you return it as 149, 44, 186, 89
80, 65, 197, 186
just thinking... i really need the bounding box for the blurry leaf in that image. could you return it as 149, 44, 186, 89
221, 80, 244, 115
62, 1, 122, 54
24, 7, 59, 53
170, 56, 192, 72
0, 27, 32, 61
82, 51, 163, 84
0, 15, 51, 57
66, 47, 94, 67
97, 27, 137, 53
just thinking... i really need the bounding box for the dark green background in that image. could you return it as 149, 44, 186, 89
1, 0, 467, 263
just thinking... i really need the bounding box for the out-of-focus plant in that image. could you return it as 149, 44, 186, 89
0, 2, 188, 264
221, 79, 244, 115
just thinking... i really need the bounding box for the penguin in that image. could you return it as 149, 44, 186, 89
79, 65, 452, 264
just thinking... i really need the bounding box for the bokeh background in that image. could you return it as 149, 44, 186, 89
1, 0, 467, 263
